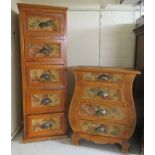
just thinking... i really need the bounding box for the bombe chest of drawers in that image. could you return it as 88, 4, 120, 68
18, 3, 67, 142
69, 67, 140, 153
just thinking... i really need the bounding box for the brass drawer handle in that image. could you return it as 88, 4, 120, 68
97, 90, 109, 97
98, 74, 109, 81
39, 20, 53, 28
41, 95, 52, 105
96, 109, 107, 116
95, 125, 106, 133
38, 20, 57, 31
40, 71, 55, 81
41, 121, 53, 129
39, 45, 52, 56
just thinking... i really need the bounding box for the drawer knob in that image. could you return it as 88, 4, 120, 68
39, 20, 53, 28
97, 90, 109, 97
38, 20, 57, 31
41, 95, 52, 105
41, 121, 53, 129
98, 74, 109, 81
96, 109, 107, 116
40, 71, 55, 81
95, 125, 106, 133
39, 45, 53, 56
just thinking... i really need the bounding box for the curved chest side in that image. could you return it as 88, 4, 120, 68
69, 69, 138, 139
69, 71, 83, 132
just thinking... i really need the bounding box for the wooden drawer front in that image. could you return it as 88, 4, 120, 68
78, 104, 126, 122
82, 86, 122, 102
27, 89, 65, 114
27, 65, 65, 88
25, 13, 65, 35
84, 72, 123, 83
27, 113, 66, 138
80, 120, 126, 138
25, 39, 65, 64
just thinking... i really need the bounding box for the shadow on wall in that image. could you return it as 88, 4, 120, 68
66, 67, 76, 132
11, 9, 23, 136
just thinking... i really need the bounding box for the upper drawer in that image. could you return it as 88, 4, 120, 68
24, 12, 66, 36
25, 38, 65, 64
81, 85, 123, 104
26, 64, 66, 88
83, 72, 123, 84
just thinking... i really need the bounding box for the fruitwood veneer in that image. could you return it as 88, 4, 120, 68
69, 67, 140, 153
18, 3, 67, 142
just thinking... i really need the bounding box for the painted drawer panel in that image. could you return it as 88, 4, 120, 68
84, 72, 123, 83
82, 86, 122, 102
78, 103, 126, 122
29, 42, 60, 57
27, 113, 66, 138
25, 39, 65, 64
30, 69, 59, 82
27, 89, 65, 114
80, 120, 126, 138
26, 13, 65, 35
26, 64, 65, 88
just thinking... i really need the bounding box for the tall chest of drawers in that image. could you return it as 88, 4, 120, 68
18, 3, 67, 142
69, 67, 140, 153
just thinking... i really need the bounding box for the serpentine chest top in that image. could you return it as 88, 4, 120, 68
18, 3, 67, 142
69, 67, 140, 153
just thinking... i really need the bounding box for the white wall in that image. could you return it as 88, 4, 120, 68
22, 0, 122, 8
100, 10, 135, 68
67, 8, 135, 68
22, 0, 100, 9
67, 11, 100, 66
11, 0, 23, 137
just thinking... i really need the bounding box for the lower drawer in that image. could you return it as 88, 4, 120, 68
80, 120, 127, 138
78, 103, 126, 123
27, 113, 66, 138
27, 89, 65, 114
